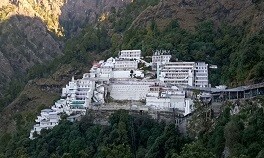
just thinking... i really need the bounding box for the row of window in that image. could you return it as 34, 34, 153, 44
163, 68, 194, 70
196, 67, 207, 69
195, 70, 207, 73
163, 71, 190, 73
120, 54, 140, 57
115, 65, 137, 67
195, 73, 208, 76
120, 52, 141, 54
112, 88, 148, 91
164, 81, 189, 83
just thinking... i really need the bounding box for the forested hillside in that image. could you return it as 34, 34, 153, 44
1, 97, 264, 158
0, 0, 263, 157
27, 0, 264, 86
0, 0, 263, 136
0, 0, 160, 134
0, 0, 131, 110
0, 0, 131, 92
188, 97, 264, 158
0, 110, 201, 158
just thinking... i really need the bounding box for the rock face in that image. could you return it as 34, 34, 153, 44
0, 15, 63, 77
60, 0, 131, 36
0, 0, 132, 95
0, 0, 64, 95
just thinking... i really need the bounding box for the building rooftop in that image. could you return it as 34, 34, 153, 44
121, 50, 141, 52
41, 109, 53, 113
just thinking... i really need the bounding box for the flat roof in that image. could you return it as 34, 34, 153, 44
41, 109, 53, 112
121, 50, 141, 52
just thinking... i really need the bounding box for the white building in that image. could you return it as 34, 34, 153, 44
194, 62, 209, 87
159, 62, 195, 86
114, 59, 138, 70
30, 50, 207, 139
93, 84, 106, 104
29, 109, 60, 139
30, 74, 95, 139
109, 79, 155, 100
112, 70, 144, 79
146, 85, 194, 115
51, 99, 69, 114
62, 76, 95, 109
158, 62, 209, 87
90, 57, 143, 79
152, 50, 171, 70
119, 50, 141, 60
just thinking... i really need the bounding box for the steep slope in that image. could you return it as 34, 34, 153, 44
0, 0, 263, 147
121, 0, 264, 85
60, 0, 132, 36
187, 97, 264, 158
0, 0, 156, 134
0, 0, 65, 97
130, 0, 264, 32
0, 64, 90, 133
0, 0, 132, 99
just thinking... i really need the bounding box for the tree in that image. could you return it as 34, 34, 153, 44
177, 141, 215, 158
224, 120, 243, 156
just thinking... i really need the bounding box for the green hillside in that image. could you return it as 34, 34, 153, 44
1, 97, 264, 158
28, 0, 264, 86
0, 0, 263, 157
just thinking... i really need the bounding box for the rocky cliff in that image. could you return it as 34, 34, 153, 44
60, 0, 132, 36
0, 0, 64, 97
0, 0, 132, 96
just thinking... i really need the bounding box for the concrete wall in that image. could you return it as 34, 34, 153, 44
109, 84, 150, 100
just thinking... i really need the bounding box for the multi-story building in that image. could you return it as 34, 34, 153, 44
29, 109, 60, 139
194, 62, 209, 87
62, 76, 95, 108
158, 62, 209, 87
114, 59, 138, 70
152, 50, 172, 70
159, 62, 195, 86
146, 85, 194, 115
119, 50, 141, 60
30, 49, 209, 139
90, 57, 142, 79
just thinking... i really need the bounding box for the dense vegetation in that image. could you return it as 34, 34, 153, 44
1, 0, 263, 109
199, 97, 264, 158
2, 97, 264, 158
26, 0, 264, 87
0, 110, 195, 158
0, 0, 264, 157
0, 78, 26, 111
27, 0, 161, 80
120, 20, 264, 86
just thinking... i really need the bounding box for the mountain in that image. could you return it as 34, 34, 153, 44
0, 0, 131, 102
0, 0, 159, 133
120, 0, 264, 85
59, 0, 132, 37
0, 0, 263, 156
130, 0, 264, 32
0, 0, 263, 132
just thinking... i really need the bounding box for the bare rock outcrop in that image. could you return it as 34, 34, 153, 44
0, 0, 132, 95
